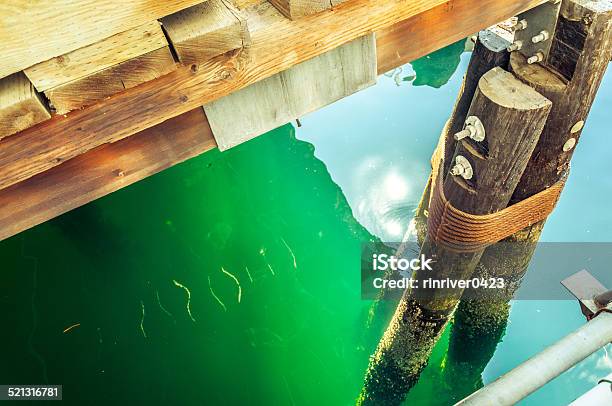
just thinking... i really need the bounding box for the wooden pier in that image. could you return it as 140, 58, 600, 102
0, 0, 547, 241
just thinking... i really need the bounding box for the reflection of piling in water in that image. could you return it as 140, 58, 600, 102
446, 2, 612, 398
359, 65, 551, 405
444, 232, 538, 400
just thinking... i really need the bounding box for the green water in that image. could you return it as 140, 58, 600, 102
1, 42, 611, 405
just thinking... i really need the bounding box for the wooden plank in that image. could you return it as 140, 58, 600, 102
0, 72, 51, 140
230, 0, 265, 10
0, 0, 546, 191
23, 21, 169, 92
375, 0, 542, 74
204, 33, 376, 150
269, 0, 345, 19
0, 109, 216, 242
161, 0, 251, 64
0, 0, 205, 79
45, 47, 176, 114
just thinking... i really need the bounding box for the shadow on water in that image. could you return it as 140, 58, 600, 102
0, 124, 400, 405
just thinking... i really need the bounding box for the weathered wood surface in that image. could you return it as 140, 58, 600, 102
359, 68, 551, 406
375, 0, 543, 74
269, 0, 346, 19
45, 47, 177, 114
0, 72, 50, 140
230, 0, 265, 9
444, 30, 511, 174
0, 0, 205, 79
205, 33, 376, 150
23, 21, 169, 92
0, 0, 546, 192
445, 2, 612, 398
161, 0, 251, 64
0, 109, 216, 242
512, 0, 612, 202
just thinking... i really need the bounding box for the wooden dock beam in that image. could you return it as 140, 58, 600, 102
359, 67, 551, 405
0, 0, 547, 240
0, 0, 546, 192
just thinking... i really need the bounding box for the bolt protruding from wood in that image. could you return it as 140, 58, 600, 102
454, 116, 486, 142
507, 40, 523, 52
532, 30, 550, 44
454, 128, 474, 141
527, 52, 545, 64
450, 155, 474, 180
511, 19, 528, 31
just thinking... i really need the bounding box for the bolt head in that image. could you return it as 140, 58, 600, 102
571, 120, 584, 134
452, 156, 474, 180
465, 116, 486, 142
563, 138, 576, 152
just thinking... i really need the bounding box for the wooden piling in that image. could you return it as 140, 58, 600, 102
358, 67, 551, 405
371, 30, 511, 307
445, 0, 612, 397
443, 30, 511, 174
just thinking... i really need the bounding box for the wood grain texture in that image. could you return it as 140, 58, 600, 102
444, 30, 510, 174
510, 0, 612, 203
0, 72, 51, 140
230, 0, 265, 9
269, 0, 340, 19
45, 47, 177, 114
376, 0, 545, 74
0, 0, 205, 79
24, 21, 169, 92
0, 0, 545, 191
204, 33, 376, 150
0, 109, 216, 242
162, 0, 251, 64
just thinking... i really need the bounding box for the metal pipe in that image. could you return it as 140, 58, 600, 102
570, 373, 612, 405
455, 312, 612, 406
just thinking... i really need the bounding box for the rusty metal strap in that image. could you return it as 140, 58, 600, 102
426, 136, 566, 253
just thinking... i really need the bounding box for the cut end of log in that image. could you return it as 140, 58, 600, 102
0, 72, 51, 140
161, 0, 251, 64
478, 67, 552, 111
509, 52, 568, 93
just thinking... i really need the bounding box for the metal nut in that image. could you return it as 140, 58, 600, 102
454, 116, 486, 142
450, 155, 474, 180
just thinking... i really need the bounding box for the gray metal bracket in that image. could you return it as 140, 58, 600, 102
562, 270, 612, 320
509, 0, 562, 64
